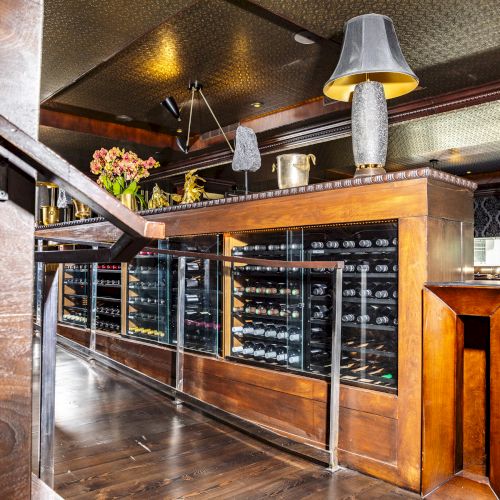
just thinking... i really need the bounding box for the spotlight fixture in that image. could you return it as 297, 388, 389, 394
293, 31, 316, 45
163, 80, 235, 155
466, 171, 472, 174
161, 96, 181, 121
250, 101, 263, 108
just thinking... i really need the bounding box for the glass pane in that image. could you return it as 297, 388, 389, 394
305, 222, 398, 392
61, 263, 89, 328
168, 235, 221, 354
95, 262, 122, 334
126, 245, 166, 343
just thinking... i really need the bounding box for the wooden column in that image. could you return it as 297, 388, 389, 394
0, 0, 43, 497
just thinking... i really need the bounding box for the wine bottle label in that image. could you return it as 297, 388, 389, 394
343, 289, 356, 297
232, 346, 243, 353
277, 353, 287, 362
375, 265, 389, 272
357, 315, 370, 323
375, 290, 389, 298
254, 349, 265, 356
376, 316, 390, 324
265, 351, 277, 359
289, 334, 300, 342
243, 347, 254, 355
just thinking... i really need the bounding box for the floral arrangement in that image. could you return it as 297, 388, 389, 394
90, 147, 159, 207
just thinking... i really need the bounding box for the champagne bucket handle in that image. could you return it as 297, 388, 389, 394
272, 163, 277, 172
307, 154, 316, 167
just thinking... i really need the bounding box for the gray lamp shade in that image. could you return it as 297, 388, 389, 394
323, 13, 418, 102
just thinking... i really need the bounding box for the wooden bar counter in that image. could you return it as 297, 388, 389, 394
37, 167, 476, 493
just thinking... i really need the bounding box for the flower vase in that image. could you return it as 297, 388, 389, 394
120, 193, 137, 211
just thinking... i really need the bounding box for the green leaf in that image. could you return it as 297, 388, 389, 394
136, 192, 145, 209
101, 176, 112, 191
123, 180, 138, 195
112, 179, 123, 196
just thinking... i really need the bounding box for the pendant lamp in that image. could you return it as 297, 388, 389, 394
323, 14, 418, 177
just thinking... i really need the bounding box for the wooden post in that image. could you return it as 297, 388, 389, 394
0, 0, 43, 497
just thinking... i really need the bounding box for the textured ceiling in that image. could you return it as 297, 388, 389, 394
40, 0, 500, 181
41, 0, 197, 101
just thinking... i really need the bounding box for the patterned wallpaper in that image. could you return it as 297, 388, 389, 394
474, 195, 500, 237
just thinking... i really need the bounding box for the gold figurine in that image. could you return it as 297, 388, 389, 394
148, 184, 170, 209
179, 169, 206, 204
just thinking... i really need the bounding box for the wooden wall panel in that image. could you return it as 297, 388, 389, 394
57, 324, 89, 348
422, 289, 462, 495
427, 180, 475, 223
95, 333, 175, 386
339, 407, 397, 464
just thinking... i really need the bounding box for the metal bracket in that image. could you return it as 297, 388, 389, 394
0, 162, 8, 201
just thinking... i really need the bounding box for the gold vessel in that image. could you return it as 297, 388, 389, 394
72, 199, 92, 219
272, 153, 316, 189
41, 205, 60, 225
120, 193, 137, 211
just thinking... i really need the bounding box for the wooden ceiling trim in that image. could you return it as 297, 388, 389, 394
40, 108, 176, 149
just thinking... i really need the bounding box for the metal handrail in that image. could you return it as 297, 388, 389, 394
0, 115, 164, 262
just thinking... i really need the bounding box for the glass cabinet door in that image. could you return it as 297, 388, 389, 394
95, 263, 122, 334
303, 222, 398, 392
61, 263, 89, 328
126, 247, 167, 343
166, 236, 221, 354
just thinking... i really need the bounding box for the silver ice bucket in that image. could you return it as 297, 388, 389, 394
272, 153, 316, 189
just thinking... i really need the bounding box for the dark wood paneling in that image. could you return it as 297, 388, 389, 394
339, 408, 397, 464
490, 310, 500, 496
95, 332, 175, 386
40, 108, 176, 149
428, 180, 475, 224
422, 289, 460, 495
57, 324, 89, 348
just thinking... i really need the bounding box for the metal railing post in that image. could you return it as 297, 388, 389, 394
89, 249, 98, 353
39, 265, 59, 487
175, 257, 186, 403
329, 268, 343, 471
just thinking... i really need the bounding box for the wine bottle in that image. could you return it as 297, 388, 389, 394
375, 238, 390, 247
374, 259, 392, 273
288, 327, 301, 342
356, 305, 380, 324
253, 343, 266, 359
373, 283, 394, 299
264, 324, 277, 339
290, 307, 301, 319
341, 306, 357, 323
276, 325, 288, 340
288, 349, 300, 365
311, 241, 324, 249
343, 283, 356, 297
253, 323, 265, 336
232, 305, 244, 313
312, 305, 329, 319
311, 327, 328, 341
375, 307, 396, 325
264, 344, 278, 362
310, 348, 329, 362
312, 283, 328, 296
276, 346, 288, 364
232, 345, 244, 354
358, 239, 372, 248
343, 240, 356, 248
357, 286, 373, 298
242, 341, 255, 356
392, 237, 398, 246
242, 322, 254, 334
356, 263, 370, 273
326, 240, 340, 249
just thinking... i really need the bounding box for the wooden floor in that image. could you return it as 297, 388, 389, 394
40, 347, 419, 499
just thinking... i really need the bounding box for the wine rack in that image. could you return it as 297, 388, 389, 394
166, 236, 222, 354
229, 222, 398, 393
61, 263, 90, 328
126, 248, 167, 343
96, 263, 122, 333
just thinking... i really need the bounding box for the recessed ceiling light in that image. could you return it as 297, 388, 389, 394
466, 171, 472, 174
176, 128, 183, 133
294, 31, 316, 45
116, 114, 133, 122
250, 102, 263, 108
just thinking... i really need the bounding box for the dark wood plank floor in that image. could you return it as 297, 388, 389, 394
41, 348, 418, 499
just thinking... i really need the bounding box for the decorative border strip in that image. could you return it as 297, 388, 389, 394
36, 167, 477, 230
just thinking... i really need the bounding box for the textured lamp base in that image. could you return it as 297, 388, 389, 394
354, 164, 387, 177
351, 81, 388, 177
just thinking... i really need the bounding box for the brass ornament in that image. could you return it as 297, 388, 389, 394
120, 192, 137, 211
148, 184, 170, 209
41, 205, 60, 225
71, 199, 91, 219
179, 169, 206, 204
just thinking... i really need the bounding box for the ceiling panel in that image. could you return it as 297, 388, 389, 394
42, 0, 197, 100
39, 126, 159, 174
47, 0, 337, 132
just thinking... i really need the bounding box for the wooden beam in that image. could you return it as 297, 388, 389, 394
40, 108, 176, 149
